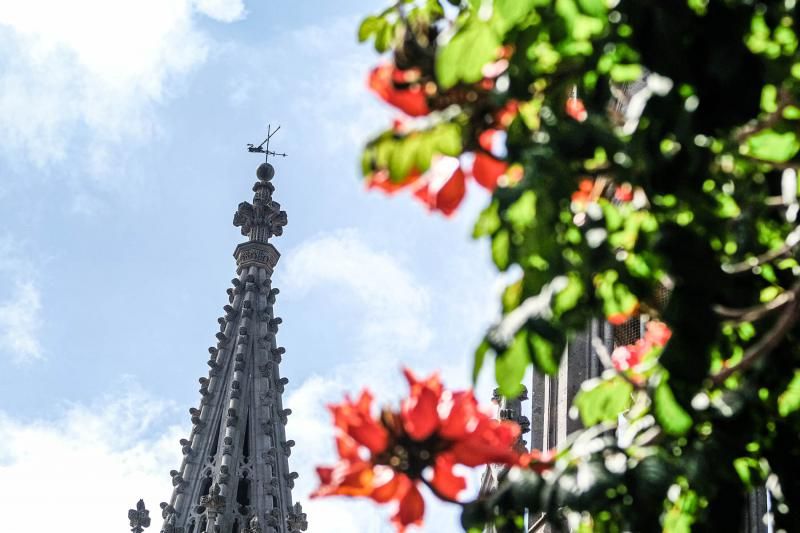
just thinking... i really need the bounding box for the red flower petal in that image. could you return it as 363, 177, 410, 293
312, 460, 375, 498
367, 169, 421, 195
413, 158, 467, 216
431, 454, 467, 500
450, 418, 520, 467
614, 183, 634, 202
518, 449, 555, 473
495, 100, 519, 128
565, 97, 588, 122
607, 302, 639, 326
371, 468, 404, 503
472, 152, 508, 191
391, 478, 425, 532
439, 390, 480, 440
368, 64, 430, 117
330, 390, 389, 455
644, 320, 672, 347
401, 368, 442, 441
430, 167, 466, 216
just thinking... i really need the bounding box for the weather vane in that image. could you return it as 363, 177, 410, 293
247, 124, 287, 163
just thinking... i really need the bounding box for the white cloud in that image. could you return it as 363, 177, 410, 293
194, 0, 246, 23
0, 0, 244, 168
0, 281, 43, 363
287, 18, 389, 155
0, 384, 182, 533
283, 229, 433, 362
0, 235, 44, 364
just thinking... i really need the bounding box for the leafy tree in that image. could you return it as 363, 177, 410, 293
314, 1, 800, 531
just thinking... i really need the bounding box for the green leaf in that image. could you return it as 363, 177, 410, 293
574, 376, 633, 426
374, 21, 396, 53
654, 379, 693, 436
552, 273, 583, 315
783, 105, 800, 120
358, 15, 383, 42
745, 130, 800, 163
778, 370, 800, 417
529, 331, 562, 375
389, 135, 419, 180
502, 278, 523, 313
577, 0, 606, 17
436, 22, 500, 89
496, 330, 529, 397
759, 285, 780, 303
435, 123, 463, 156
506, 190, 537, 231
760, 84, 778, 113
610, 64, 642, 83
492, 229, 511, 270
494, 0, 537, 34
474, 200, 501, 238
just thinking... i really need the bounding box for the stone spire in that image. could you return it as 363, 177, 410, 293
151, 160, 306, 533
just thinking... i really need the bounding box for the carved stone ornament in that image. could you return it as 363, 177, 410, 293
287, 502, 308, 532
248, 515, 264, 533
234, 242, 281, 270
200, 483, 226, 515
128, 499, 151, 533
233, 196, 288, 240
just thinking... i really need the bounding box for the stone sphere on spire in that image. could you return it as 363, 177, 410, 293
257, 162, 275, 182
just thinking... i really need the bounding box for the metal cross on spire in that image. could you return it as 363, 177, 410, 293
247, 124, 288, 163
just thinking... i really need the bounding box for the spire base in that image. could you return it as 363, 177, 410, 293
234, 242, 280, 272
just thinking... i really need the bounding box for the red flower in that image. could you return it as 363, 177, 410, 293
611, 343, 645, 371
607, 305, 639, 326
369, 64, 430, 117
614, 183, 634, 203
571, 178, 596, 207
413, 157, 467, 216
472, 152, 509, 191
518, 448, 556, 473
495, 100, 520, 128
611, 320, 672, 372
566, 96, 588, 122
366, 169, 421, 195
644, 320, 672, 347
313, 368, 522, 532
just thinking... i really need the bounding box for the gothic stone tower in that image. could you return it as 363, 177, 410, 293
153, 161, 308, 533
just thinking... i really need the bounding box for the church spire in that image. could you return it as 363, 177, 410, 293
148, 136, 306, 533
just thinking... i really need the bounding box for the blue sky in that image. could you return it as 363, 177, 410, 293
0, 1, 512, 531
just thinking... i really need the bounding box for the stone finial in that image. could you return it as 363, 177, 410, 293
233, 194, 287, 242
287, 502, 308, 532
128, 499, 151, 533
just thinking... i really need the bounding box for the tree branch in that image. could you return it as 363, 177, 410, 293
733, 88, 793, 143
710, 281, 800, 385
713, 289, 797, 324
721, 225, 800, 274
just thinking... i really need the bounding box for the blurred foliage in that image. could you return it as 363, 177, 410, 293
356, 0, 800, 531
